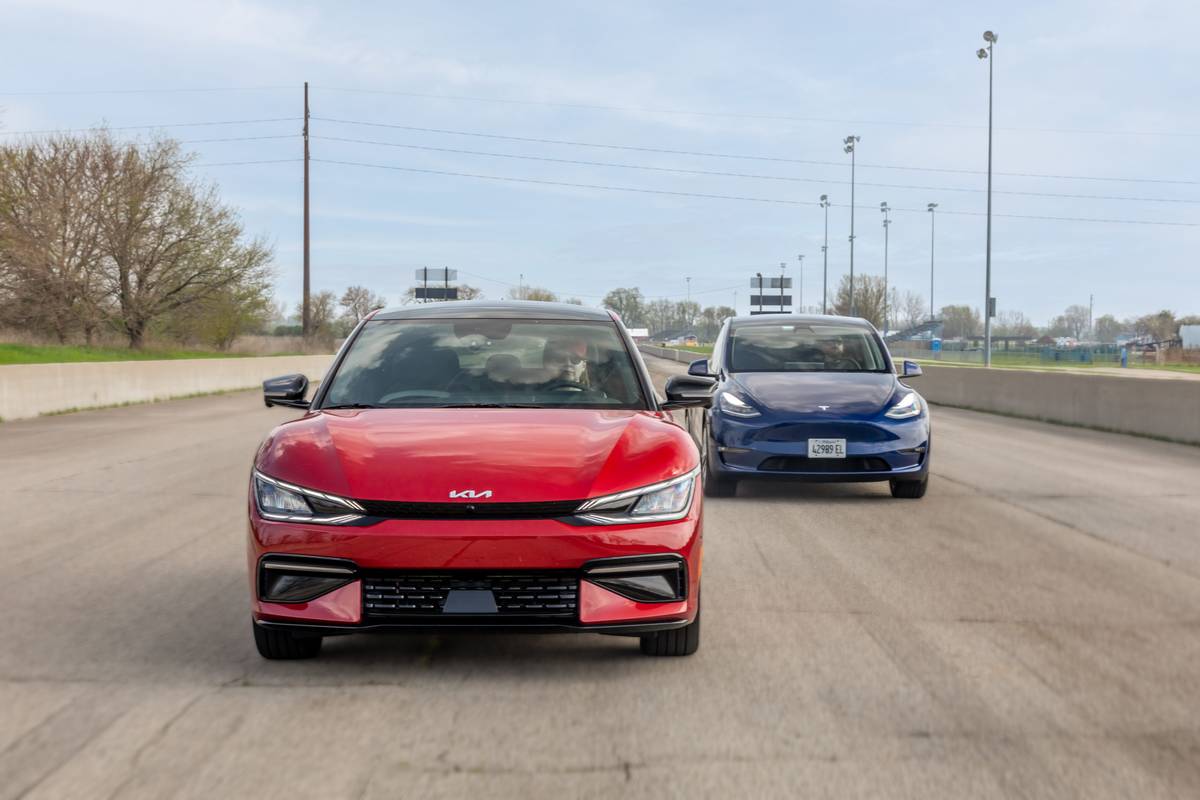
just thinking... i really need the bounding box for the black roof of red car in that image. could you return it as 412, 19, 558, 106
373, 300, 613, 321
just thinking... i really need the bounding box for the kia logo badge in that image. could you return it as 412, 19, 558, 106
449, 489, 493, 499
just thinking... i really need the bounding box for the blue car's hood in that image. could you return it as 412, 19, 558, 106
729, 371, 899, 416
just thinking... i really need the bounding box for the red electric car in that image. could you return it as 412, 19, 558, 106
250, 301, 715, 659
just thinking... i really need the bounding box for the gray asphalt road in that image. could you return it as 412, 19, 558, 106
2, 356, 1199, 799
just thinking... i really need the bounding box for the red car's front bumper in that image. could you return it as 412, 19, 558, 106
247, 504, 702, 637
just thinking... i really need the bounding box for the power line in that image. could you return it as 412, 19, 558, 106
0, 86, 293, 96
179, 134, 300, 144
312, 117, 1199, 187
313, 157, 823, 208
314, 134, 1200, 205
311, 85, 1199, 139
454, 267, 742, 301
0, 117, 301, 137
194, 158, 300, 167
311, 157, 1200, 227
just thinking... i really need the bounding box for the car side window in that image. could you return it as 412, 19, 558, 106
710, 325, 728, 375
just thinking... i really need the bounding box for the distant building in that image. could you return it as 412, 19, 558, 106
1182, 325, 1200, 349
627, 327, 650, 341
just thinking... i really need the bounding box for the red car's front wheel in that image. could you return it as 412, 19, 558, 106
639, 606, 701, 656
253, 622, 322, 659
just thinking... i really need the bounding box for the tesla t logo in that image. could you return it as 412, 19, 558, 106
449, 489, 493, 499
817, 405, 831, 411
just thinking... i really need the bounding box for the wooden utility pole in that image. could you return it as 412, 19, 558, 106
302, 81, 311, 338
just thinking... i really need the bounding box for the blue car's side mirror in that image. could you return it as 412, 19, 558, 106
901, 360, 923, 378
687, 358, 713, 377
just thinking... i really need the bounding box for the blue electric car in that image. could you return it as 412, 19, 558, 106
684, 314, 930, 498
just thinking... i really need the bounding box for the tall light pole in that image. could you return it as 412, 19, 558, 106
755, 272, 764, 314
927, 203, 938, 321
819, 194, 830, 314
978, 31, 998, 366
796, 254, 805, 312
779, 261, 787, 312
302, 81, 311, 338
686, 276, 691, 306
880, 202, 891, 334
843, 136, 860, 316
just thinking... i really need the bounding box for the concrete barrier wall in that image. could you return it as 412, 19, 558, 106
638, 344, 1200, 445
0, 355, 334, 421
913, 365, 1200, 444
639, 344, 695, 363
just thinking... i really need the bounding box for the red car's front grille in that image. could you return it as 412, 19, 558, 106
355, 499, 583, 520
363, 573, 580, 618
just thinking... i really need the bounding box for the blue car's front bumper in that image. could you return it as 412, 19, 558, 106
709, 414, 930, 483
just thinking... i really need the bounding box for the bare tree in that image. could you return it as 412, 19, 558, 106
339, 285, 387, 323
295, 290, 339, 346
518, 286, 558, 302
93, 136, 272, 348
939, 305, 982, 339
602, 287, 646, 327
888, 289, 926, 332
832, 274, 886, 329
0, 135, 108, 342
993, 310, 1037, 339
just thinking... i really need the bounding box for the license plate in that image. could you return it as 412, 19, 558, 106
807, 438, 846, 458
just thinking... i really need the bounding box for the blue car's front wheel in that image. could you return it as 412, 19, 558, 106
889, 475, 928, 498
702, 425, 737, 498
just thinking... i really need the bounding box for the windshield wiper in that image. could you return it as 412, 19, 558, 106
433, 402, 546, 409
321, 403, 381, 410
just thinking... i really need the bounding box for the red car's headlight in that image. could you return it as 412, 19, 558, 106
253, 471, 366, 525
574, 467, 699, 525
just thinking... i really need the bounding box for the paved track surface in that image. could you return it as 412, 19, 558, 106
2, 355, 1199, 799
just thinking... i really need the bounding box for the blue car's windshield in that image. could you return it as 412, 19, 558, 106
321, 318, 648, 409
729, 323, 889, 373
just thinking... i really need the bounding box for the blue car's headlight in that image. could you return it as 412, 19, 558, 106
885, 391, 923, 419
717, 391, 760, 418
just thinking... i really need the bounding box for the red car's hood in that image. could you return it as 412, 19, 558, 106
256, 408, 696, 502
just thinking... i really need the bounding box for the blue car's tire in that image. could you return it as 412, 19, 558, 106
889, 476, 928, 498
702, 432, 737, 497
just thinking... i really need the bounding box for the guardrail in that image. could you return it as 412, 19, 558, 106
638, 344, 1200, 445
637, 344, 698, 363
0, 355, 334, 421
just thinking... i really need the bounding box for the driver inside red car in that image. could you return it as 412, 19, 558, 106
543, 337, 590, 386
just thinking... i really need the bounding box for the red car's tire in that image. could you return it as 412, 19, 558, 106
639, 607, 701, 656
253, 622, 323, 659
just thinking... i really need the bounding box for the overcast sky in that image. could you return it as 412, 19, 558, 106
3, 0, 1198, 324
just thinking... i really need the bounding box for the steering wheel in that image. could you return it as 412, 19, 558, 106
377, 389, 451, 403
542, 378, 589, 393
829, 357, 861, 370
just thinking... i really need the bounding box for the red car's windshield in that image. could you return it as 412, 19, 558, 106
322, 318, 648, 409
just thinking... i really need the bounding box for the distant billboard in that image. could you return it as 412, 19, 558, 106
627, 327, 650, 340
749, 295, 792, 307
749, 277, 792, 289
415, 267, 458, 282
414, 286, 459, 301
